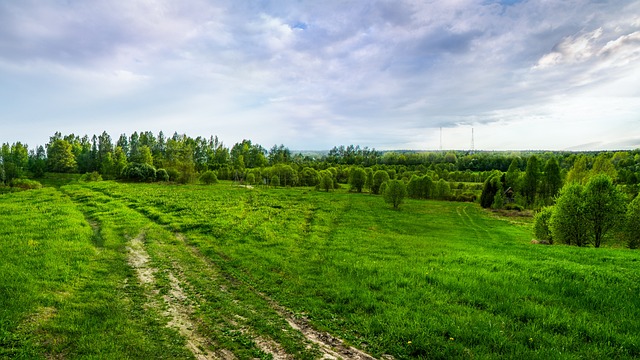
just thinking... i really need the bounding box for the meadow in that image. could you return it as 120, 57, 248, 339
1, 181, 639, 359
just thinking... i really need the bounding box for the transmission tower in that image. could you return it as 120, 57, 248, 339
470, 128, 475, 154
439, 127, 443, 152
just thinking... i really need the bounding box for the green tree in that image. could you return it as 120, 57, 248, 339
583, 174, 626, 248
113, 146, 128, 178
383, 179, 407, 209
523, 155, 541, 206
372, 170, 390, 194
626, 194, 640, 249
364, 168, 373, 192
566, 156, 589, 184
435, 179, 451, 200
541, 157, 562, 201
349, 167, 367, 192
550, 183, 588, 246
318, 171, 333, 192
590, 154, 617, 180
505, 158, 522, 193
47, 139, 77, 173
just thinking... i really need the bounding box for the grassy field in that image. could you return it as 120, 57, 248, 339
1, 181, 639, 359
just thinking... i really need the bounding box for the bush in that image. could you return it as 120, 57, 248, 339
156, 168, 169, 182
122, 163, 157, 182
79, 171, 102, 182
10, 178, 42, 190
200, 170, 218, 185
533, 206, 554, 244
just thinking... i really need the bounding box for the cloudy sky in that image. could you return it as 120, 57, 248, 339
1, 0, 639, 151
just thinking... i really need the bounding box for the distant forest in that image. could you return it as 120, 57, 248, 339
1, 130, 639, 205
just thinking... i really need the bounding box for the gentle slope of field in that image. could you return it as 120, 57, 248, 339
1, 181, 639, 359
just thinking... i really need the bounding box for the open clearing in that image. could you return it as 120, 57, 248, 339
1, 181, 639, 359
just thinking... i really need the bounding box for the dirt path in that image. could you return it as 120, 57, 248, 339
126, 231, 223, 360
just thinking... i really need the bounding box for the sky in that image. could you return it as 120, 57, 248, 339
1, 0, 639, 151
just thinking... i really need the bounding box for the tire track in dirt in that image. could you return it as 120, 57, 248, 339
174, 233, 384, 359
126, 231, 226, 360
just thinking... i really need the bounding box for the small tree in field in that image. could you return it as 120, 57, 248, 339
372, 170, 390, 194
383, 180, 407, 209
349, 167, 367, 193
583, 174, 626, 248
550, 183, 588, 246
318, 172, 333, 192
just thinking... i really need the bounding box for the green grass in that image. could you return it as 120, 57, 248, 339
2, 181, 639, 359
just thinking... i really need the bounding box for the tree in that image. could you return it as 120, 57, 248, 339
523, 155, 541, 206
566, 156, 589, 184
349, 167, 367, 192
583, 174, 626, 248
383, 179, 407, 209
434, 179, 451, 200
318, 171, 333, 192
550, 183, 588, 246
372, 170, 390, 194
541, 157, 562, 201
480, 172, 502, 208
47, 139, 77, 173
626, 194, 640, 249
505, 158, 522, 193
590, 154, 617, 180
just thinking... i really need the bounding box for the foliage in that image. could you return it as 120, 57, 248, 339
79, 171, 103, 182
566, 155, 589, 185
383, 179, 407, 209
480, 172, 502, 208
371, 170, 390, 195
9, 178, 43, 190
199, 170, 218, 185
318, 171, 333, 192
583, 174, 626, 248
46, 139, 77, 173
246, 172, 256, 185
270, 175, 280, 187
523, 155, 540, 206
550, 183, 588, 246
349, 167, 367, 193
156, 168, 169, 182
533, 207, 554, 243
626, 194, 640, 249
541, 157, 562, 201
121, 163, 157, 182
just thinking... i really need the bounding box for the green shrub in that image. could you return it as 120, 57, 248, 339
122, 163, 157, 182
79, 171, 103, 182
200, 170, 218, 185
156, 168, 170, 182
504, 203, 524, 211
9, 178, 42, 190
533, 206, 554, 244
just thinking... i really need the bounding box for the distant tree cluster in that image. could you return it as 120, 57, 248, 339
2, 131, 640, 238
